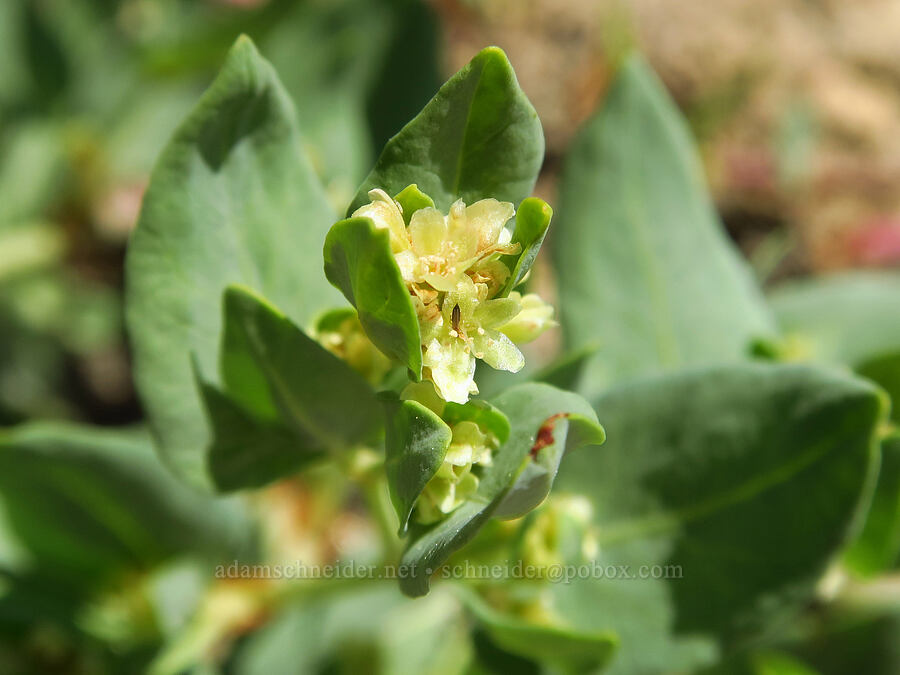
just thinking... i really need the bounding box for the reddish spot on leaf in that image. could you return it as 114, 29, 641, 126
530, 413, 569, 458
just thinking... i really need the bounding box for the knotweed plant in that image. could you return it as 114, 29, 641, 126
119, 31, 894, 675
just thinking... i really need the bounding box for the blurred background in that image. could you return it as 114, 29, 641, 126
4, 0, 900, 427
1, 0, 899, 672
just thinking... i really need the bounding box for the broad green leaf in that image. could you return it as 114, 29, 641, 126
0, 423, 252, 589
768, 272, 900, 369
125, 36, 341, 488
399, 383, 603, 597
220, 285, 381, 450
550, 363, 884, 674
349, 46, 544, 213
555, 55, 773, 398
500, 197, 552, 296
195, 375, 321, 492
844, 435, 900, 576
382, 396, 453, 535
323, 216, 422, 377
459, 589, 617, 674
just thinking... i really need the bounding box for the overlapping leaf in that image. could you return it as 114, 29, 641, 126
399, 383, 604, 597
349, 46, 544, 213
126, 36, 341, 489
551, 363, 883, 673
555, 55, 773, 398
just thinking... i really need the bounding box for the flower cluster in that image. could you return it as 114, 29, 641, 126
353, 188, 556, 404
315, 310, 392, 386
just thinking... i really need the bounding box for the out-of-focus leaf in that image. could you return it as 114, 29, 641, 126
768, 272, 900, 369
400, 384, 603, 597
126, 36, 341, 488
551, 364, 883, 674
231, 585, 471, 675
858, 352, 900, 423
555, 55, 773, 398
0, 423, 253, 588
349, 47, 544, 214
701, 649, 822, 675
460, 589, 618, 673
0, 122, 65, 224
323, 217, 422, 377
845, 435, 900, 576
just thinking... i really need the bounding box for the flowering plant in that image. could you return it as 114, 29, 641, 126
110, 33, 898, 675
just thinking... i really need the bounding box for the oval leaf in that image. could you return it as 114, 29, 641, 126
125, 36, 341, 489
0, 423, 252, 588
349, 46, 544, 213
555, 55, 773, 399
382, 395, 453, 535
768, 271, 900, 368
551, 363, 884, 674
323, 216, 422, 377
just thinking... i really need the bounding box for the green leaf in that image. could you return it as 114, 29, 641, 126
459, 588, 618, 674
399, 383, 603, 597
550, 363, 884, 674
844, 435, 900, 576
195, 374, 321, 492
125, 36, 341, 489
768, 271, 900, 369
393, 184, 435, 226
493, 411, 605, 520
220, 285, 381, 450
323, 216, 422, 377
0, 423, 253, 588
554, 55, 773, 398
858, 351, 900, 422
500, 197, 552, 296
382, 395, 453, 535
443, 400, 511, 444
349, 46, 544, 213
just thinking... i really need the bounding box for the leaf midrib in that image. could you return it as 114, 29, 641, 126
595, 427, 863, 546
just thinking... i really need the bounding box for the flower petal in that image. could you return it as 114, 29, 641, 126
498, 293, 557, 344
352, 189, 409, 252
423, 336, 477, 404
472, 330, 525, 373
409, 207, 447, 256
466, 198, 515, 251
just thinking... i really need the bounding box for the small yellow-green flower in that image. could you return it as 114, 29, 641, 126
316, 312, 392, 385
353, 187, 556, 403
